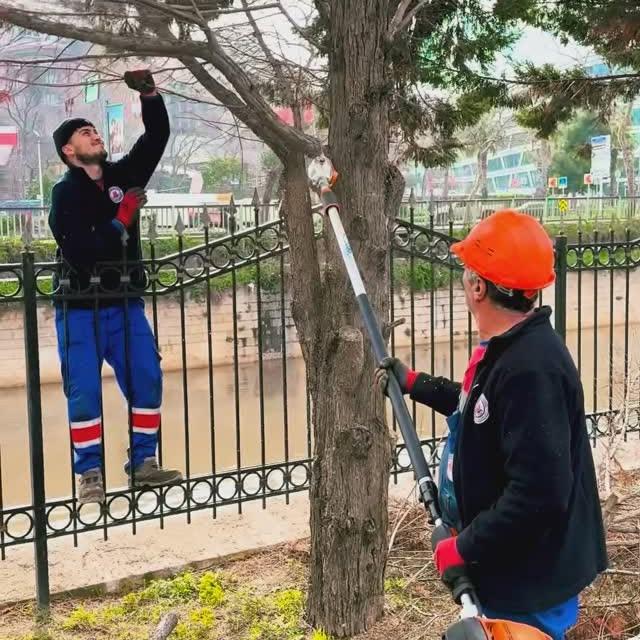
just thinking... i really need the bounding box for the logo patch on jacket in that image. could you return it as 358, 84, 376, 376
473, 393, 490, 424
108, 186, 124, 203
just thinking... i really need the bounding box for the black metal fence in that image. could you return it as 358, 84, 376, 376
1, 203, 639, 610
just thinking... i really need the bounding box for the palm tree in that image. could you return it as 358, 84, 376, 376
610, 101, 636, 199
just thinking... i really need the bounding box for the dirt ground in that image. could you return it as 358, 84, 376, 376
2, 472, 640, 640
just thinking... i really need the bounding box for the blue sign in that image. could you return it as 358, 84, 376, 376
558, 176, 568, 189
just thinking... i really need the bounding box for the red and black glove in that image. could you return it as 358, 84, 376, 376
433, 536, 465, 577
124, 69, 156, 96
115, 187, 147, 228
431, 526, 476, 603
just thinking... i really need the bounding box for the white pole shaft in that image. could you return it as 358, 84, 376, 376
460, 593, 480, 619
326, 205, 366, 296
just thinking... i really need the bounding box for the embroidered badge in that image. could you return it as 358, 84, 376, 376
473, 393, 490, 424
108, 186, 124, 203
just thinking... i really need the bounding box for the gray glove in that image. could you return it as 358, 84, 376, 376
374, 356, 411, 395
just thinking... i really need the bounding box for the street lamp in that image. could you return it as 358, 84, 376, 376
33, 130, 44, 209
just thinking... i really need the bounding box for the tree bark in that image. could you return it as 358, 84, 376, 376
535, 139, 552, 197
622, 144, 635, 199
303, 1, 397, 635
262, 167, 282, 222
281, 154, 322, 367
610, 148, 619, 197
479, 149, 489, 198
442, 166, 450, 200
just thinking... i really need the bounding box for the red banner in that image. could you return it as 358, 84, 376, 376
0, 126, 18, 166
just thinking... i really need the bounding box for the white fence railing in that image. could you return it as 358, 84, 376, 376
398, 196, 640, 227
0, 203, 282, 240
2, 196, 639, 240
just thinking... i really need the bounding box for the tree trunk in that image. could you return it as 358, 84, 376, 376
442, 166, 450, 200
618, 104, 635, 200
261, 167, 282, 222
303, 2, 397, 636
535, 139, 552, 197
478, 149, 489, 198
610, 148, 619, 197
622, 144, 635, 200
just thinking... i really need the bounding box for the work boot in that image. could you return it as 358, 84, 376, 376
78, 468, 105, 505
129, 457, 183, 488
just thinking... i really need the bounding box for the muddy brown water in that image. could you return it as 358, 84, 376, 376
2, 324, 639, 507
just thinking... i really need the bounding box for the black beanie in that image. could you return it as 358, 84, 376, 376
52, 118, 95, 163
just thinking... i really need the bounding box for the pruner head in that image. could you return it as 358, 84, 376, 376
307, 154, 339, 192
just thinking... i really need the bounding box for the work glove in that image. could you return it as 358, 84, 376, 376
124, 69, 156, 96
434, 536, 465, 577
434, 535, 471, 600
115, 188, 147, 228
432, 526, 475, 603
374, 356, 415, 395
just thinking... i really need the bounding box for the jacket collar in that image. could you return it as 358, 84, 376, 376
65, 161, 109, 183
482, 306, 553, 363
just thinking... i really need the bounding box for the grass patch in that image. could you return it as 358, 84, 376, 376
228, 587, 305, 640
2, 564, 323, 640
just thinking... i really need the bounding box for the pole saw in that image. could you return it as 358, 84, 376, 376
306, 155, 551, 640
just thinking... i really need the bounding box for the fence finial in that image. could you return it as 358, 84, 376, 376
199, 206, 210, 230
148, 212, 157, 244
21, 215, 33, 249
174, 213, 185, 236
252, 187, 261, 209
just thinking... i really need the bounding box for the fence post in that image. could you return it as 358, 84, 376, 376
22, 249, 50, 615
554, 235, 568, 342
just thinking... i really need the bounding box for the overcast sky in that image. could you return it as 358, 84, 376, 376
505, 27, 594, 70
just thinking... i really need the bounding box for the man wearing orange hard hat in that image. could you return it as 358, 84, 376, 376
376, 210, 607, 639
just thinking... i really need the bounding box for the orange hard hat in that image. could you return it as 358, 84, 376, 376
450, 209, 555, 293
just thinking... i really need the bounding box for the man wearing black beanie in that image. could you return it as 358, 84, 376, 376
49, 70, 182, 504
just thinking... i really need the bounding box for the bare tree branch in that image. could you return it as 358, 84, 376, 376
387, 0, 412, 41
134, 0, 207, 27
241, 0, 284, 80
152, 10, 319, 155
397, 0, 430, 35
177, 55, 315, 156
188, 0, 207, 24
0, 53, 165, 65
0, 6, 210, 58
276, 1, 324, 51
313, 0, 329, 23
186, 2, 281, 16
0, 2, 320, 156
0, 73, 119, 88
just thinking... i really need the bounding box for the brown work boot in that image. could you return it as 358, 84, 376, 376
129, 457, 183, 488
78, 468, 105, 505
